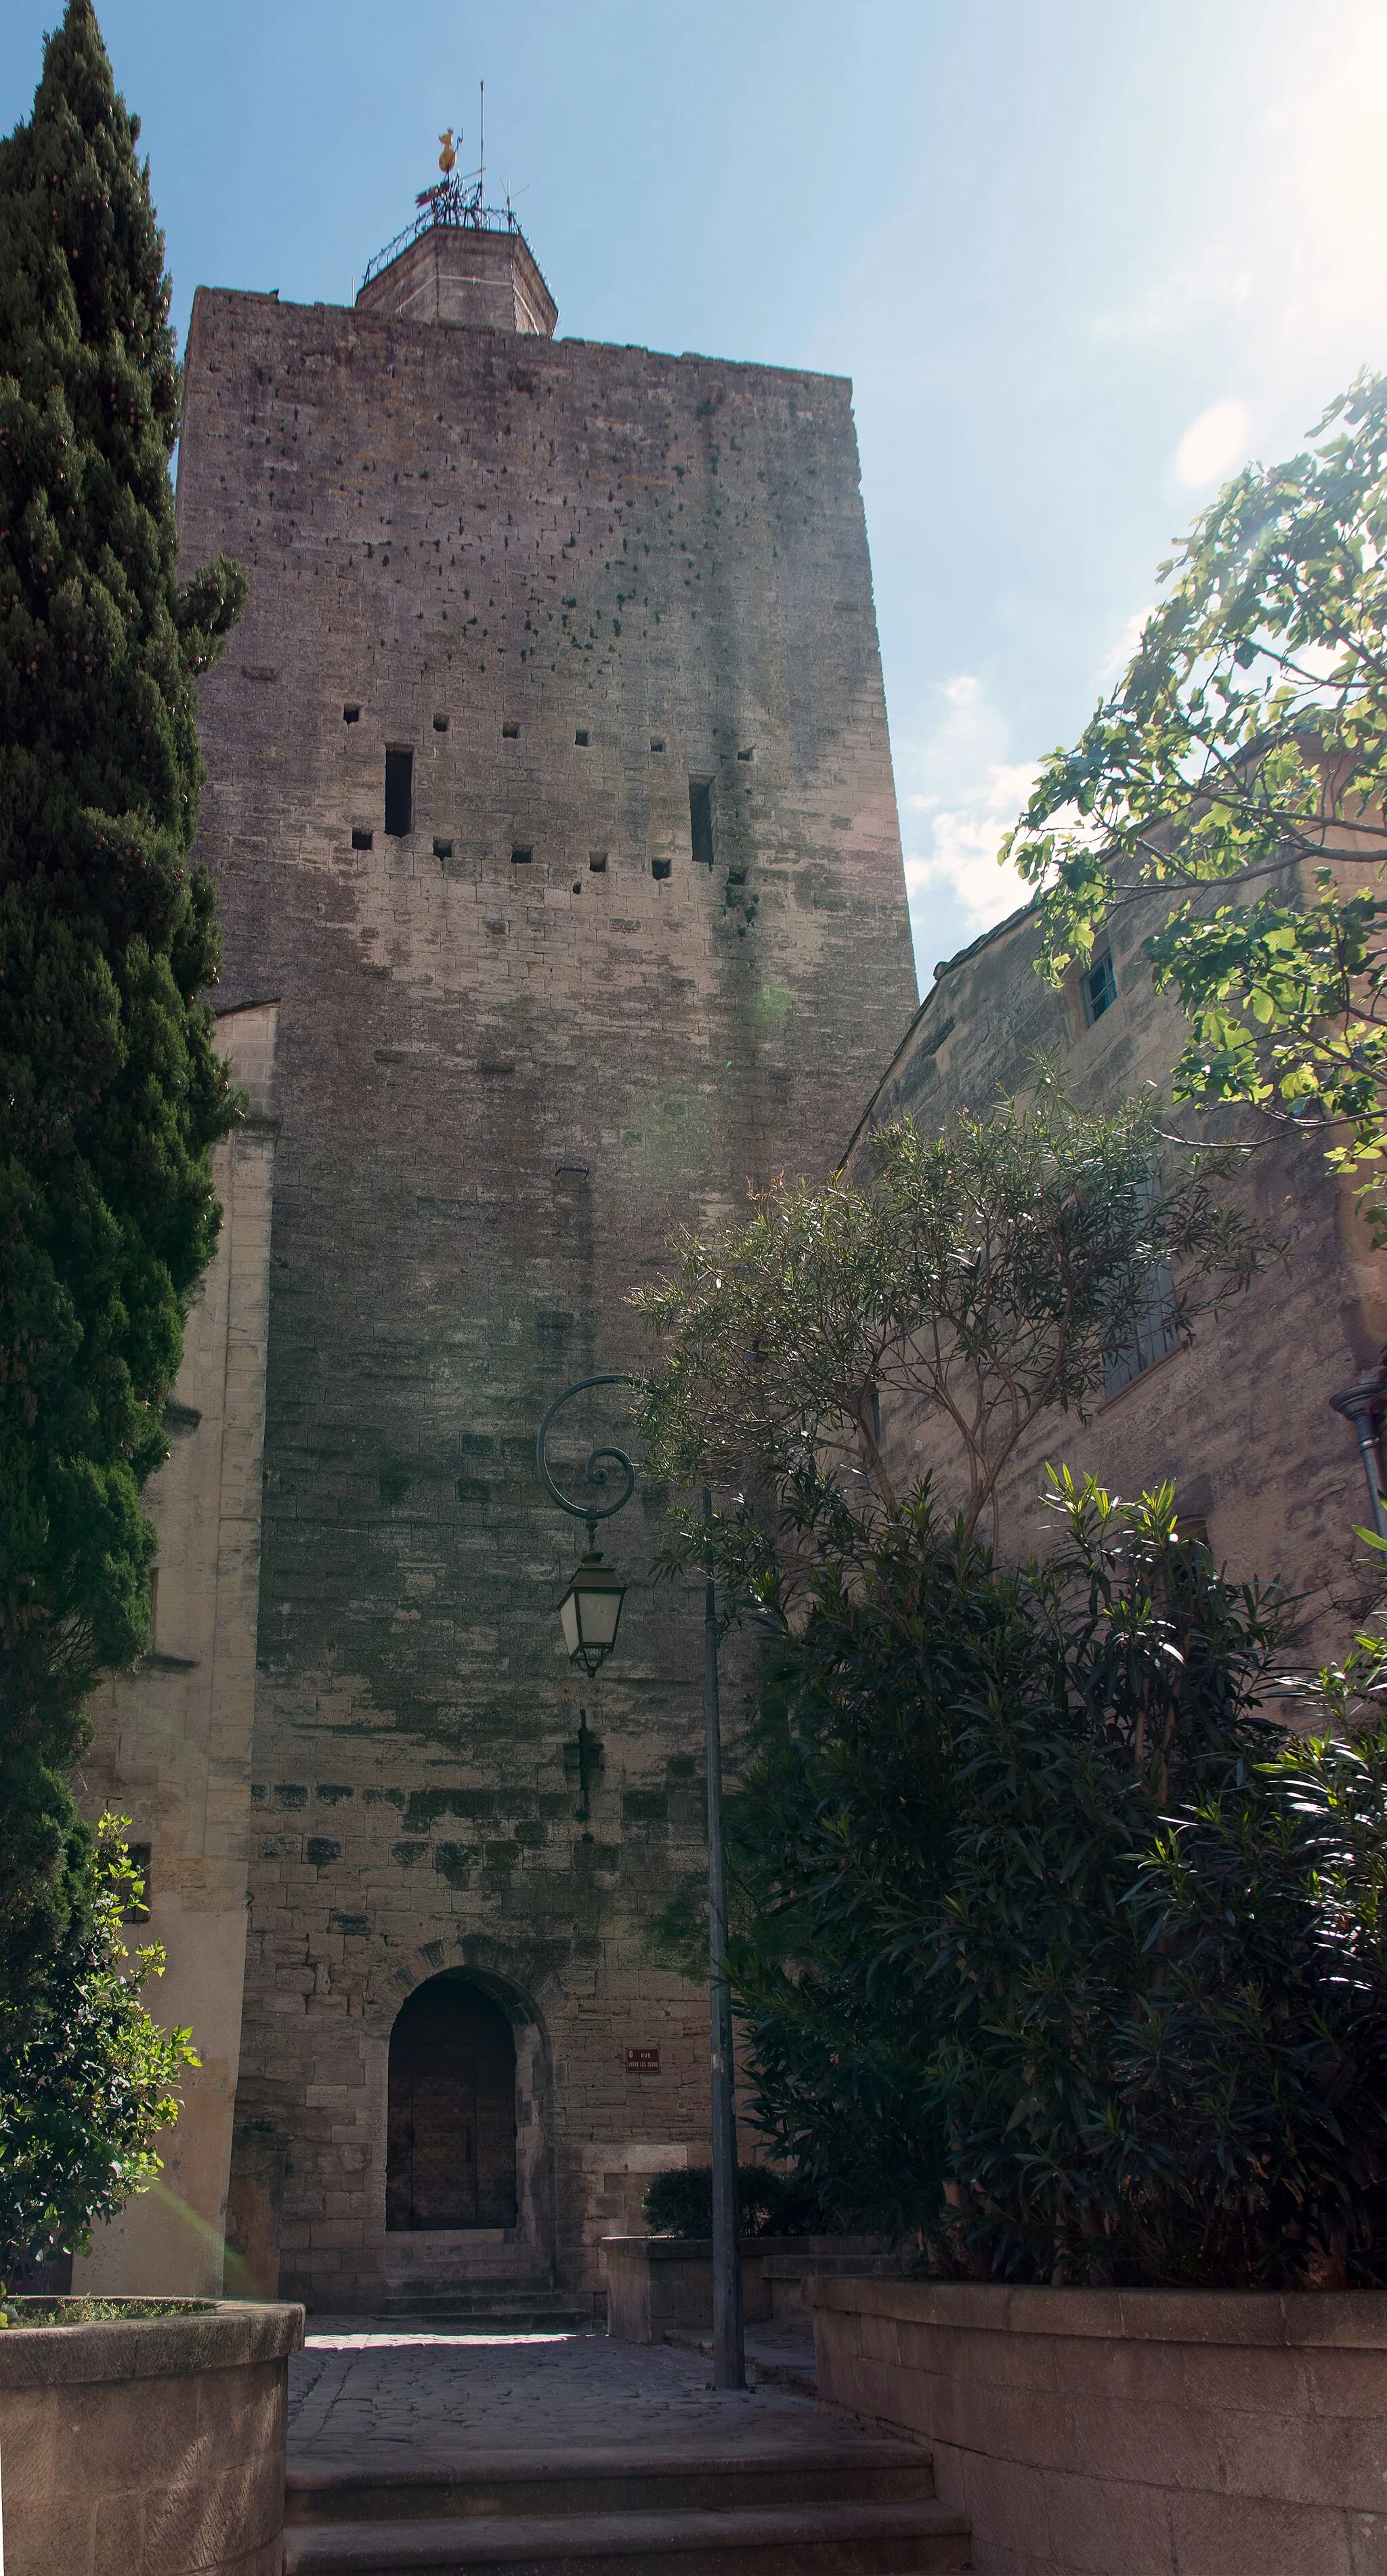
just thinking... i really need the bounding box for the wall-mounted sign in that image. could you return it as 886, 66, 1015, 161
625, 2046, 661, 2073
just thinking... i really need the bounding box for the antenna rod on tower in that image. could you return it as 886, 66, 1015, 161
479, 81, 485, 198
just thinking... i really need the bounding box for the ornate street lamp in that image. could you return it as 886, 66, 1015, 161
536, 1374, 746, 2392
555, 1549, 626, 1676
537, 1375, 636, 1681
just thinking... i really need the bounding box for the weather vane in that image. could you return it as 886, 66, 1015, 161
438, 129, 456, 175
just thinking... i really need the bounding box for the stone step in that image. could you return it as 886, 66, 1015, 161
287, 2448, 939, 2527
283, 2497, 971, 2575
373, 2305, 595, 2333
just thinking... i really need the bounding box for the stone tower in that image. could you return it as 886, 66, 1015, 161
95, 194, 916, 2312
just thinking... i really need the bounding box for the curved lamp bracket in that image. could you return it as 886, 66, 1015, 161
536, 1372, 639, 1540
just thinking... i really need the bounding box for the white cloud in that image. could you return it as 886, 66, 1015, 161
1174, 398, 1252, 487
1256, 9, 1387, 375
1093, 259, 1255, 344
898, 675, 1037, 967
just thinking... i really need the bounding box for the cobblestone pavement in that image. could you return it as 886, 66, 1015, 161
289, 2327, 853, 2472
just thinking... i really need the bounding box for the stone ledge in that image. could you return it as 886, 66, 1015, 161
603, 2235, 876, 2264
806, 2275, 1387, 2350
0, 2298, 305, 2390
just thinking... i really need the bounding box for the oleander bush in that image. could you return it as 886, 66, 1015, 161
641, 2162, 840, 2240
725, 1476, 1387, 2288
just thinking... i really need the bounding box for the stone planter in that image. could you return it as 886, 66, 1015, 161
0, 2298, 304, 2576
810, 2275, 1387, 2576
602, 2235, 891, 2342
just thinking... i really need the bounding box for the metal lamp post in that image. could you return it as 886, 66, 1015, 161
536, 1375, 745, 2390
1329, 1361, 1387, 1542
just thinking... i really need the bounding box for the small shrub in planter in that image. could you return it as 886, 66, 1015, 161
0, 1819, 197, 2287
641, 2164, 839, 2239
727, 1477, 1387, 2289
0, 2296, 211, 2328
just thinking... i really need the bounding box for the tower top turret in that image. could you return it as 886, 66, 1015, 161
356, 136, 556, 335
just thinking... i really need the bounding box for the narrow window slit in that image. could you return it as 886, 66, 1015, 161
1082, 952, 1117, 1026
384, 747, 413, 838
689, 780, 714, 866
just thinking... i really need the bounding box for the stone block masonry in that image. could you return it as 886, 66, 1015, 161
165, 249, 915, 2309
849, 882, 1387, 1664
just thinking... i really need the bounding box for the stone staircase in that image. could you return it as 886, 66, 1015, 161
375, 2288, 595, 2333
282, 2441, 972, 2573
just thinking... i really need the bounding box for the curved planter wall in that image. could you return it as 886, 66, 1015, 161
0, 2299, 304, 2576
809, 2276, 1387, 2576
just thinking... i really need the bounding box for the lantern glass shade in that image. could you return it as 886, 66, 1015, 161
557, 1550, 626, 1672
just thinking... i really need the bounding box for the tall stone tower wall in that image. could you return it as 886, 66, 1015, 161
174, 266, 916, 2309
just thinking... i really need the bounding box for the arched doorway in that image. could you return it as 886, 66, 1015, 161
386, 1974, 517, 2231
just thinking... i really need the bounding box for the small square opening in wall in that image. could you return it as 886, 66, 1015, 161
511, 846, 533, 865
1082, 950, 1117, 1026
352, 828, 373, 851
433, 839, 453, 860
433, 713, 449, 732
574, 728, 590, 746
652, 857, 672, 881
649, 737, 665, 753
343, 704, 361, 724
589, 851, 607, 873
502, 721, 520, 739
384, 746, 414, 837
737, 746, 754, 762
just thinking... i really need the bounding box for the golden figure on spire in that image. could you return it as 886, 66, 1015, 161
438, 129, 457, 174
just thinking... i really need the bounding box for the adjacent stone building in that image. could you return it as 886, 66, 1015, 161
845, 879, 1387, 1662
76, 200, 916, 2310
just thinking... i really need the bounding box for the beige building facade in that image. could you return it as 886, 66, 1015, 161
74, 1002, 278, 2298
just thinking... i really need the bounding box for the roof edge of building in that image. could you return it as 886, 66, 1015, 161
836, 895, 1038, 1172
184, 284, 855, 389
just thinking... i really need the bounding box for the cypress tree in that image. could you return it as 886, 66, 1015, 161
0, 0, 245, 1942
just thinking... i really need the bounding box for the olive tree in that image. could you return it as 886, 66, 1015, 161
635, 1080, 1260, 1604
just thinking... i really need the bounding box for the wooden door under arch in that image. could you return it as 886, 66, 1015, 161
386, 1977, 517, 2231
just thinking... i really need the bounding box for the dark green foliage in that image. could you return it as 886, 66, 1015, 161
0, 1, 244, 1935
0, 1815, 197, 2281
641, 2163, 840, 2239
730, 1477, 1387, 2286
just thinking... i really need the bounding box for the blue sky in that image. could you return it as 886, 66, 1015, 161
5, 0, 1387, 992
